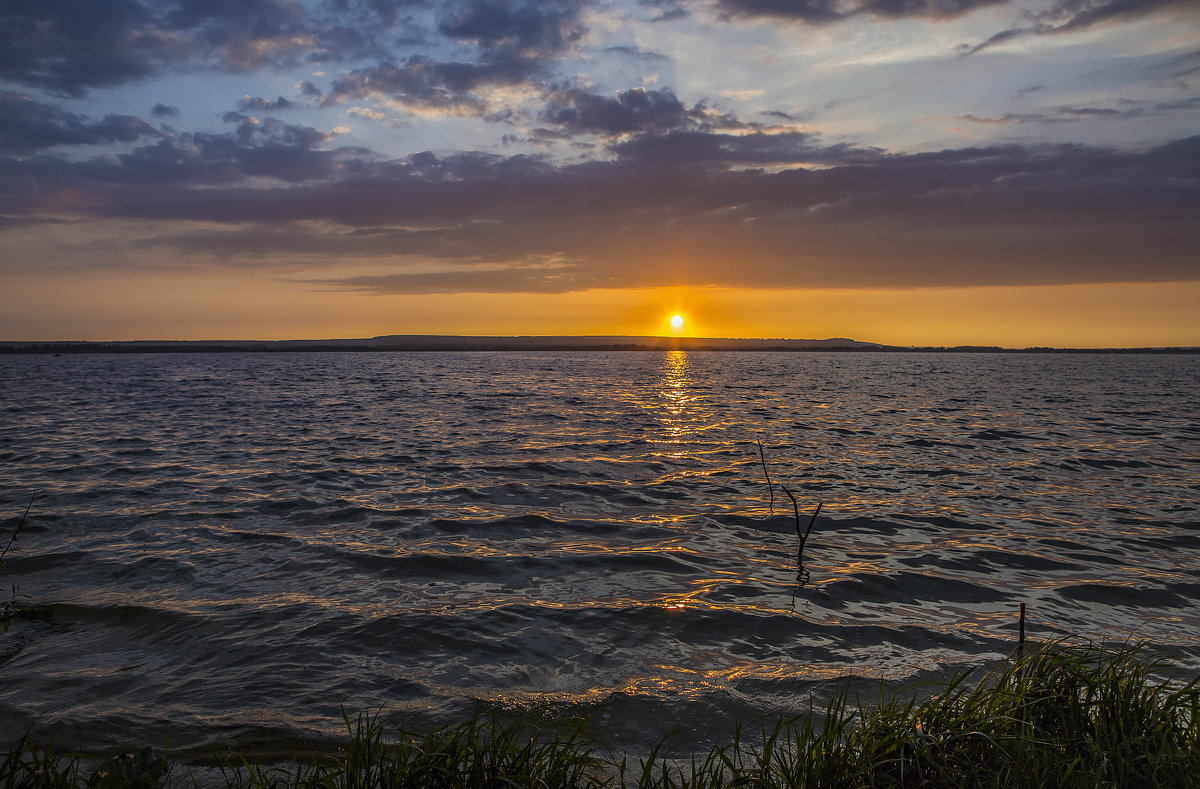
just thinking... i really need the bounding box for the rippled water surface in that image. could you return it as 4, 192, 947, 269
2, 351, 1199, 755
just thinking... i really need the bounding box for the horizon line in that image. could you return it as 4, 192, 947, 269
2, 335, 1198, 353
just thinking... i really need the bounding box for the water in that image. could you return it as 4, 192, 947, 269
1, 351, 1198, 757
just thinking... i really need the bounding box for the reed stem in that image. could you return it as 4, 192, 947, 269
0, 492, 36, 565
756, 439, 774, 513
1018, 602, 1026, 656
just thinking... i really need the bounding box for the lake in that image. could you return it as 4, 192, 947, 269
1, 351, 1198, 757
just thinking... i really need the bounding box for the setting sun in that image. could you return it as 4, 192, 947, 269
669, 314, 684, 331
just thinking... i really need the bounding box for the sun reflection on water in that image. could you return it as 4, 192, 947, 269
660, 350, 691, 440
657, 349, 707, 462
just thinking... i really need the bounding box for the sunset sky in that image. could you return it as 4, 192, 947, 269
1, 0, 1197, 346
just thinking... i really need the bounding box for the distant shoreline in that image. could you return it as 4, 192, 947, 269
1, 336, 1197, 354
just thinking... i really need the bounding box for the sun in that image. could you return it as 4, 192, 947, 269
669, 314, 684, 331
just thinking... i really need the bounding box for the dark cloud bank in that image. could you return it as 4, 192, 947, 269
3, 0, 1191, 102
0, 0, 589, 100
3, 105, 1196, 292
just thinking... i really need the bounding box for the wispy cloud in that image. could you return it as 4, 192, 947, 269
962, 0, 1197, 55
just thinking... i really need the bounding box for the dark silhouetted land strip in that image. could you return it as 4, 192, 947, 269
1, 336, 1197, 354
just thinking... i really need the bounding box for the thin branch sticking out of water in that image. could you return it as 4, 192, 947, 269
2, 492, 36, 633
756, 439, 774, 513
782, 487, 821, 565
1018, 602, 1027, 657
0, 492, 36, 565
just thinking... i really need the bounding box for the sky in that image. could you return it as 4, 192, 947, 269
1, 0, 1198, 346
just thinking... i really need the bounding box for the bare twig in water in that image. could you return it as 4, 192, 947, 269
756, 439, 775, 512
0, 492, 36, 565
782, 487, 822, 565
1018, 602, 1026, 657
803, 501, 821, 546
2, 492, 36, 632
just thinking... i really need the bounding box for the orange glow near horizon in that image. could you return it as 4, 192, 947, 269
2, 271, 1198, 347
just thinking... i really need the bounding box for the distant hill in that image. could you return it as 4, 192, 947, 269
0, 335, 885, 353
356, 335, 885, 350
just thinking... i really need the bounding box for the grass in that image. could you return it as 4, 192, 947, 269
3, 639, 1198, 788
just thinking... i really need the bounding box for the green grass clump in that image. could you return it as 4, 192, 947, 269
219, 711, 605, 789
0, 739, 168, 789
768, 639, 1200, 788
4, 640, 1198, 788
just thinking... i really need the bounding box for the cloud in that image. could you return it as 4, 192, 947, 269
1040, 0, 1189, 33
715, 0, 1005, 23
636, 0, 690, 22
8, 125, 1194, 292
321, 265, 585, 294
151, 103, 180, 117
0, 92, 160, 152
239, 95, 297, 111
187, 117, 350, 182
855, 0, 1006, 20
1155, 49, 1200, 80
298, 80, 325, 99
0, 0, 178, 96
710, 0, 1192, 29
606, 128, 863, 166
0, 0, 309, 95
161, 0, 332, 71
959, 97, 1200, 124
327, 56, 541, 112
333, 0, 431, 28
0, 115, 357, 192
347, 106, 388, 121
323, 1, 593, 113
541, 87, 741, 136
716, 0, 844, 23
436, 0, 587, 59
963, 0, 1198, 55
603, 45, 670, 61
0, 0, 423, 97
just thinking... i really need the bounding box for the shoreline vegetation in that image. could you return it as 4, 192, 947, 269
1, 336, 1198, 354
4, 641, 1198, 788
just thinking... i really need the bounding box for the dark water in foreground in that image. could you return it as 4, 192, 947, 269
1, 351, 1198, 756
